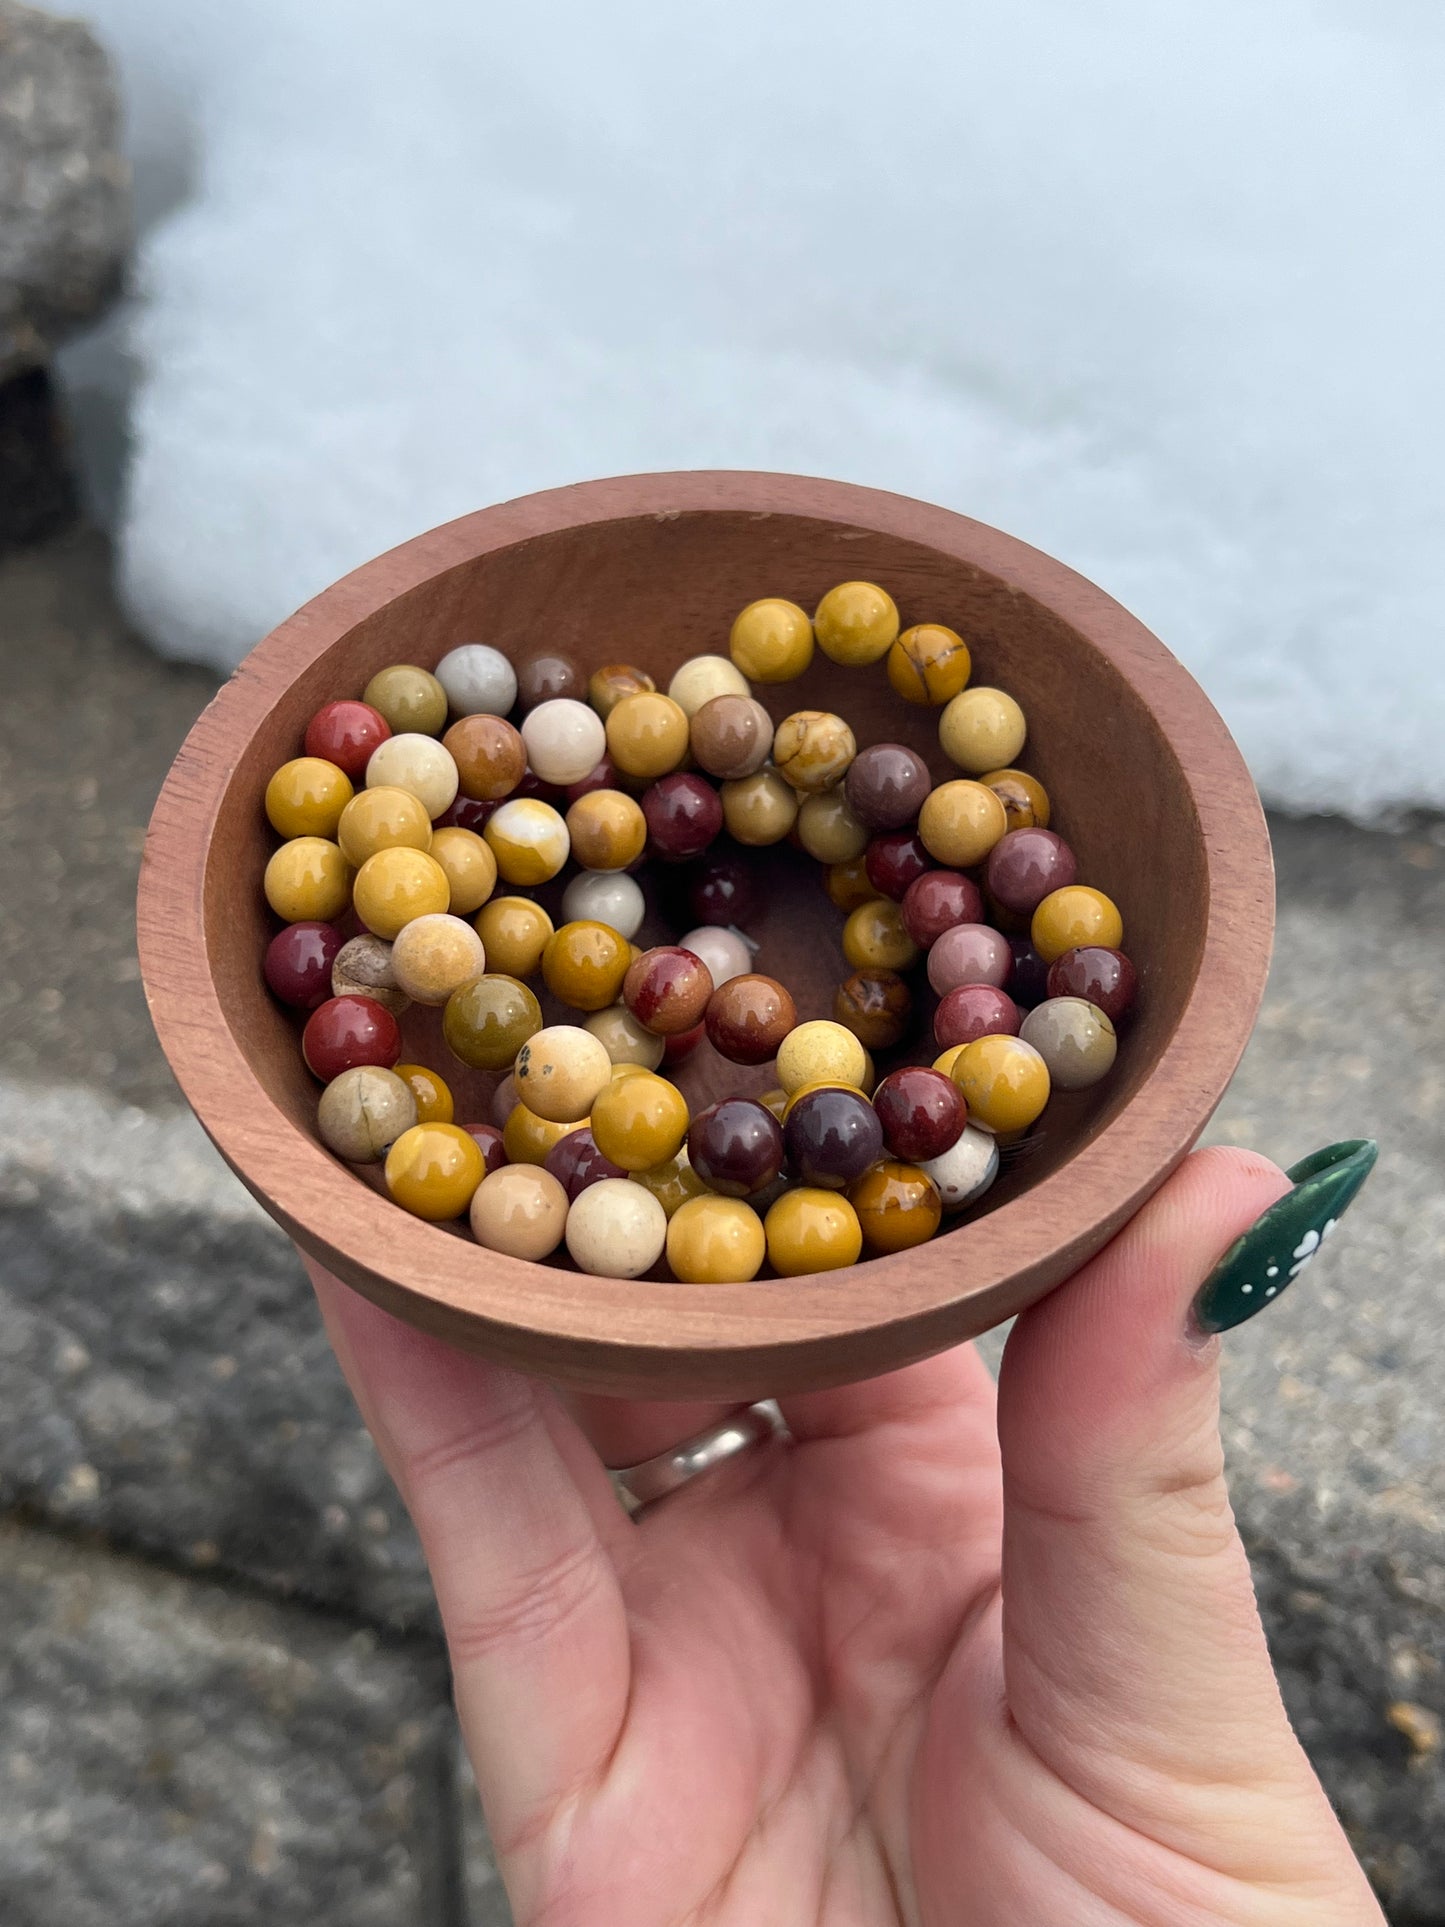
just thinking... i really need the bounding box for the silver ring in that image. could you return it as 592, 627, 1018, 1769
610, 1403, 781, 1515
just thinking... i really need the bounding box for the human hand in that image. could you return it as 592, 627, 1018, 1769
307, 1143, 1382, 1926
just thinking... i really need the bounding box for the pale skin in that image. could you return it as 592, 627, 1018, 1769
308, 1147, 1384, 1927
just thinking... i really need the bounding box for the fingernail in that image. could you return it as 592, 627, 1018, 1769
1191, 1140, 1378, 1335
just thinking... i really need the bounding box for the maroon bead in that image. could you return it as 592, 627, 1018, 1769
661, 1021, 706, 1067
1047, 945, 1138, 1022
303, 700, 390, 779
264, 921, 343, 1010
643, 773, 724, 862
872, 1067, 967, 1162
900, 869, 984, 949
865, 830, 932, 902
516, 653, 583, 709
688, 1098, 785, 1198
461, 1123, 509, 1175
513, 768, 565, 805
301, 995, 401, 1082
844, 743, 932, 831
544, 1126, 624, 1200
784, 1086, 884, 1190
434, 793, 496, 833
985, 828, 1078, 917
565, 755, 621, 804
926, 923, 1012, 995
704, 974, 796, 1065
624, 946, 715, 1035
833, 969, 912, 1050
688, 849, 758, 926
1006, 936, 1052, 1008
933, 983, 1021, 1049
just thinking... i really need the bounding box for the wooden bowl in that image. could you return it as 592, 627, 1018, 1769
138, 472, 1272, 1399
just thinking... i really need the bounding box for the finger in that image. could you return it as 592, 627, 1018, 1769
566, 1392, 743, 1469
308, 1263, 632, 1852
780, 1342, 997, 1444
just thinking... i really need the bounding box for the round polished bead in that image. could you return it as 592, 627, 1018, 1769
921, 1123, 1000, 1212
473, 896, 553, 977
949, 1034, 1051, 1132
667, 1196, 767, 1284
668, 653, 751, 717
813, 580, 899, 665
543, 1126, 625, 1201
337, 786, 432, 866
509, 654, 580, 712
316, 1064, 417, 1162
688, 849, 758, 926
587, 662, 655, 718
264, 921, 342, 1010
872, 1067, 965, 1162
1006, 935, 1052, 1008
331, 933, 408, 1015
385, 1122, 485, 1220
934, 983, 1020, 1049
720, 769, 798, 845
704, 973, 796, 1065
845, 744, 932, 832
825, 856, 881, 913
302, 995, 402, 1082
605, 692, 690, 780
689, 695, 774, 779
864, 829, 932, 902
688, 1098, 785, 1198
483, 798, 570, 885
981, 766, 1050, 832
365, 734, 459, 820
729, 597, 814, 683
796, 788, 869, 864
590, 1071, 690, 1171
363, 664, 448, 736
514, 1023, 614, 1122
765, 1188, 863, 1275
584, 1003, 666, 1070
566, 1178, 668, 1278
521, 698, 607, 786
623, 946, 714, 1036
939, 687, 1027, 774
428, 825, 497, 915
842, 899, 919, 972
469, 1165, 569, 1258
932, 1044, 967, 1080
393, 1061, 454, 1125
776, 1019, 867, 1095
772, 710, 857, 792
1031, 885, 1124, 964
460, 1122, 509, 1174
629, 1151, 709, 1219
263, 837, 351, 924
305, 700, 391, 779
542, 920, 633, 1012
559, 870, 646, 940
886, 623, 971, 706
352, 846, 450, 938
442, 973, 543, 1071
1046, 945, 1138, 1022
1020, 996, 1118, 1090
784, 1086, 884, 1189
917, 780, 1009, 868
441, 714, 526, 801
265, 757, 354, 840
433, 644, 516, 718
390, 913, 487, 1005
900, 869, 983, 949
833, 969, 912, 1050
565, 789, 647, 872
849, 1160, 942, 1253
434, 794, 495, 834
926, 923, 1012, 996
502, 1103, 584, 1167
986, 828, 1078, 918
643, 773, 724, 862
672, 926, 746, 991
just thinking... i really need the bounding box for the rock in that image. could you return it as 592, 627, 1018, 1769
0, 0, 130, 378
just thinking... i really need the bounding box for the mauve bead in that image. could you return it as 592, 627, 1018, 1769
688, 1098, 785, 1197
516, 653, 583, 709
784, 1086, 885, 1189
933, 983, 1021, 1049
865, 830, 932, 902
544, 1126, 624, 1200
264, 921, 342, 1010
625, 947, 715, 1034
301, 995, 402, 1081
872, 1067, 966, 1162
844, 743, 932, 831
643, 773, 724, 862
688, 848, 758, 926
1006, 936, 1052, 1008
1046, 945, 1138, 1022
434, 793, 496, 833
985, 828, 1078, 917
900, 870, 983, 949
461, 1123, 509, 1175
927, 923, 1012, 995
705, 974, 797, 1065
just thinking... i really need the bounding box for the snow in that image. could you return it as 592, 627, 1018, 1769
60, 0, 1444, 817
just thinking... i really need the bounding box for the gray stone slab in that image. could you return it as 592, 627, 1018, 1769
0, 1517, 455, 1927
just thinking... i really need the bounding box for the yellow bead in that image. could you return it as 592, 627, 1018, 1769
729, 597, 814, 682
764, 1188, 863, 1275
265, 758, 354, 838
604, 692, 690, 780
502, 1103, 584, 1166
776, 1020, 867, 1095
362, 664, 448, 736
842, 899, 919, 971
384, 1122, 484, 1220
797, 789, 869, 864
564, 790, 647, 872
393, 1062, 454, 1124
590, 1071, 690, 1171
886, 624, 972, 705
336, 786, 432, 866
939, 686, 1027, 774
443, 974, 543, 1071
352, 846, 450, 939
847, 1160, 942, 1254
474, 896, 554, 977
666, 1196, 766, 1283
1030, 885, 1124, 964
980, 767, 1051, 832
825, 856, 882, 913
720, 769, 798, 846
932, 1043, 968, 1079
484, 798, 570, 885
629, 1152, 709, 1219
428, 826, 497, 914
950, 1034, 1051, 1132
758, 1087, 788, 1121
542, 920, 633, 1012
772, 711, 857, 793
584, 1005, 666, 1069
263, 837, 352, 923
917, 780, 1009, 868
812, 581, 899, 666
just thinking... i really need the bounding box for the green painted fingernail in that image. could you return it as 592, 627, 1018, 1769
1191, 1140, 1377, 1335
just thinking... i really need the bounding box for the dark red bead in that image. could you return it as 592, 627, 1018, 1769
433, 793, 496, 832
460, 1123, 509, 1175
704, 974, 796, 1065
303, 700, 390, 779
516, 653, 584, 709
661, 1021, 706, 1067
565, 755, 621, 804
865, 830, 932, 902
872, 1067, 966, 1162
643, 773, 724, 862
1046, 945, 1138, 1022
985, 829, 1078, 917
624, 946, 715, 1035
513, 768, 565, 805
1006, 936, 1052, 1008
688, 849, 758, 926
688, 1098, 785, 1198
264, 921, 343, 1010
784, 1087, 885, 1190
544, 1126, 624, 1200
844, 743, 932, 831
301, 995, 401, 1082
933, 983, 1021, 1049
900, 869, 984, 949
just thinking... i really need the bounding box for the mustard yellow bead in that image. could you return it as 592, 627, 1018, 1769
939, 686, 1027, 774
484, 798, 570, 886
336, 785, 433, 866
384, 1122, 484, 1220
542, 920, 633, 1012
628, 1152, 709, 1219
265, 758, 354, 839
772, 710, 857, 793
796, 789, 869, 864
980, 767, 1051, 833
428, 826, 497, 914
764, 1187, 863, 1276
720, 769, 798, 846
502, 1103, 584, 1166
1030, 885, 1124, 964
604, 692, 690, 780
812, 581, 899, 666
886, 623, 972, 706
394, 1062, 454, 1124
443, 974, 543, 1071
917, 780, 1009, 868
666, 1195, 767, 1283
565, 790, 647, 872
590, 1071, 690, 1171
932, 1043, 968, 1079
263, 837, 352, 923
950, 1034, 1051, 1132
352, 846, 450, 939
474, 896, 554, 978
362, 664, 448, 736
825, 856, 882, 913
776, 1020, 867, 1095
729, 597, 814, 683
842, 899, 919, 972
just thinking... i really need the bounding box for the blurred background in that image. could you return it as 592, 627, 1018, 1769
1, 1, 1441, 1922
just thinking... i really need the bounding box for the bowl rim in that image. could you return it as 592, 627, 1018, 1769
138, 470, 1274, 1395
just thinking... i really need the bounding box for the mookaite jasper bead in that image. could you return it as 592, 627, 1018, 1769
560, 871, 646, 940
849, 1161, 943, 1254
776, 1020, 867, 1095
764, 1188, 863, 1275
265, 758, 354, 839
1020, 996, 1118, 1089
302, 995, 402, 1082
886, 623, 972, 706
933, 983, 1020, 1049
544, 1127, 625, 1201
825, 856, 880, 913
390, 913, 486, 1005
332, 933, 408, 1015
921, 1124, 1000, 1212
363, 664, 448, 737
900, 869, 983, 949
688, 1098, 785, 1197
729, 597, 814, 683
917, 780, 1008, 869
469, 1165, 569, 1259
690, 695, 774, 780
1031, 885, 1124, 964
845, 743, 932, 832
337, 785, 432, 866
949, 1034, 1051, 1132
842, 899, 919, 972
796, 788, 869, 864
352, 847, 451, 939
939, 687, 1027, 774
668, 653, 750, 717
461, 1123, 508, 1173
317, 1065, 417, 1162
784, 1086, 884, 1189
442, 714, 526, 801
1006, 935, 1052, 1008
384, 1122, 485, 1220
484, 798, 571, 885
584, 1004, 665, 1070
565, 789, 647, 872
587, 662, 655, 718
986, 828, 1077, 918
629, 1152, 708, 1219
981, 767, 1050, 832
394, 1062, 453, 1124
589, 1071, 690, 1170
679, 925, 752, 988
428, 826, 497, 915
833, 969, 912, 1050
705, 973, 797, 1065
813, 580, 899, 665
667, 1196, 767, 1283
474, 896, 553, 978
605, 692, 690, 780
566, 1178, 669, 1278
721, 770, 798, 845
926, 923, 1012, 996
514, 1024, 614, 1122
522, 698, 607, 787
772, 711, 857, 792
624, 946, 714, 1035
872, 1067, 965, 1163
365, 733, 459, 820
516, 653, 584, 711
1047, 945, 1138, 1022
643, 773, 724, 861
442, 974, 543, 1070
865, 830, 932, 902
264, 838, 351, 924
503, 1104, 584, 1167
434, 643, 517, 718
661, 1021, 703, 1067
305, 700, 391, 779
542, 920, 633, 1012
264, 921, 342, 1009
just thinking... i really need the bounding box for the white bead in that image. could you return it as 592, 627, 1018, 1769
521, 698, 607, 786
434, 644, 517, 717
667, 654, 751, 718
365, 733, 459, 819
565, 1178, 668, 1278
561, 869, 645, 940
679, 924, 752, 987
920, 1125, 1000, 1212
584, 1005, 665, 1069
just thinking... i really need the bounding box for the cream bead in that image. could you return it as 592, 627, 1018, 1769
390, 913, 488, 1005
365, 733, 460, 819
564, 1177, 668, 1278
560, 870, 646, 940
521, 698, 608, 786
667, 654, 751, 718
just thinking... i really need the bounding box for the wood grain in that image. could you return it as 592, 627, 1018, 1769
137, 473, 1274, 1398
